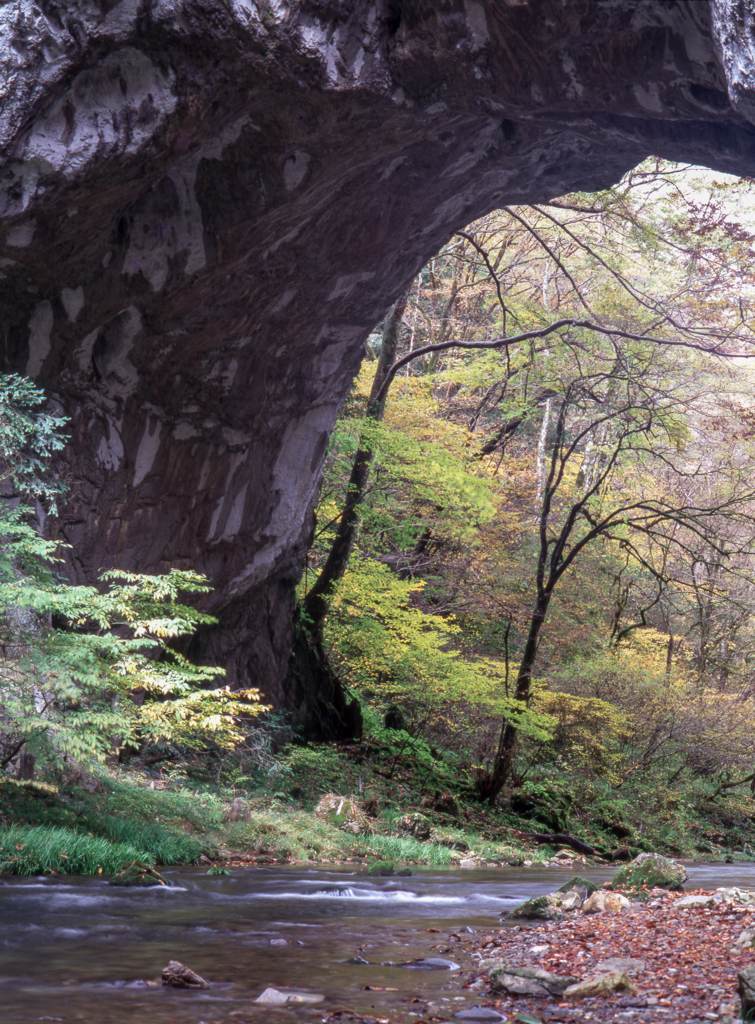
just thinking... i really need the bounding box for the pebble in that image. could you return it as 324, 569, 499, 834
255, 987, 324, 1004
400, 957, 461, 970
454, 1007, 507, 1022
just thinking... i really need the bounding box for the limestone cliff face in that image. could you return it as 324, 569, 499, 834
2, 1, 755, 728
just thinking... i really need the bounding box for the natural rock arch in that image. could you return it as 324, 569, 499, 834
2, 0, 755, 732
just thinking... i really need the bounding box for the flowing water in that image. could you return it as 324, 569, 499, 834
0, 862, 752, 1024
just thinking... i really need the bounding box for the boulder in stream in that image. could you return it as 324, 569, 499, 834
161, 960, 209, 989
556, 876, 599, 900
504, 876, 599, 921
367, 860, 394, 876
611, 852, 687, 892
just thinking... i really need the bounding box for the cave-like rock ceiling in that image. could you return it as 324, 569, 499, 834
2, 0, 755, 719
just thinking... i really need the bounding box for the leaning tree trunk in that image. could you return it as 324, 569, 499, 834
304, 286, 411, 633
286, 287, 411, 740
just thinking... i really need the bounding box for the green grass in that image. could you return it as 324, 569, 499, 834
0, 771, 215, 874
0, 824, 152, 876
225, 810, 353, 861
364, 834, 453, 865
91, 814, 204, 865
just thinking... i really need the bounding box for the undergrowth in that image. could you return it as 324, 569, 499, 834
1, 715, 754, 876
0, 824, 151, 876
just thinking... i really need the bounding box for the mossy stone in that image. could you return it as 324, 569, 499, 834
556, 875, 599, 899
611, 852, 687, 892
505, 892, 563, 920
367, 860, 394, 876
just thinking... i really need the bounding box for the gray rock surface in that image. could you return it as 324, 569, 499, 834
401, 957, 461, 970
454, 1009, 506, 1023
489, 962, 579, 998
4, 2, 755, 726
739, 964, 755, 1017
255, 987, 324, 1004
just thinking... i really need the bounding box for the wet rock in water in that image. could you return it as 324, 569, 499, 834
504, 876, 599, 920
582, 890, 631, 914
161, 960, 210, 989
611, 852, 687, 892
401, 957, 461, 970
489, 963, 579, 998
346, 956, 370, 965
270, 937, 290, 945
556, 876, 599, 900
563, 971, 637, 1000
395, 868, 412, 877
109, 862, 169, 887
505, 892, 568, 921
367, 860, 394, 876
454, 1007, 507, 1023
255, 987, 324, 1004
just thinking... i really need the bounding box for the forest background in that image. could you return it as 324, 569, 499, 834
3, 159, 755, 875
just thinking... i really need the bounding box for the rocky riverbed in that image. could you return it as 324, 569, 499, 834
3, 863, 755, 1023
457, 886, 755, 1024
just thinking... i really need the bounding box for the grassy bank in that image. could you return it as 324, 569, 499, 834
1, 722, 753, 876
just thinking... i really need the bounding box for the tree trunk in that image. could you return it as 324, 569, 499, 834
305, 286, 411, 633
17, 748, 36, 781
284, 605, 363, 741
478, 596, 549, 803
285, 289, 409, 738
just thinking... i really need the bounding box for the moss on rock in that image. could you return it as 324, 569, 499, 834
611, 852, 687, 892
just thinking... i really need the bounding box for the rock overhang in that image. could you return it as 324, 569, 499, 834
2, 0, 755, 712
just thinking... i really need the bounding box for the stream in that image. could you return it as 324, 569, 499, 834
1, 862, 752, 1024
